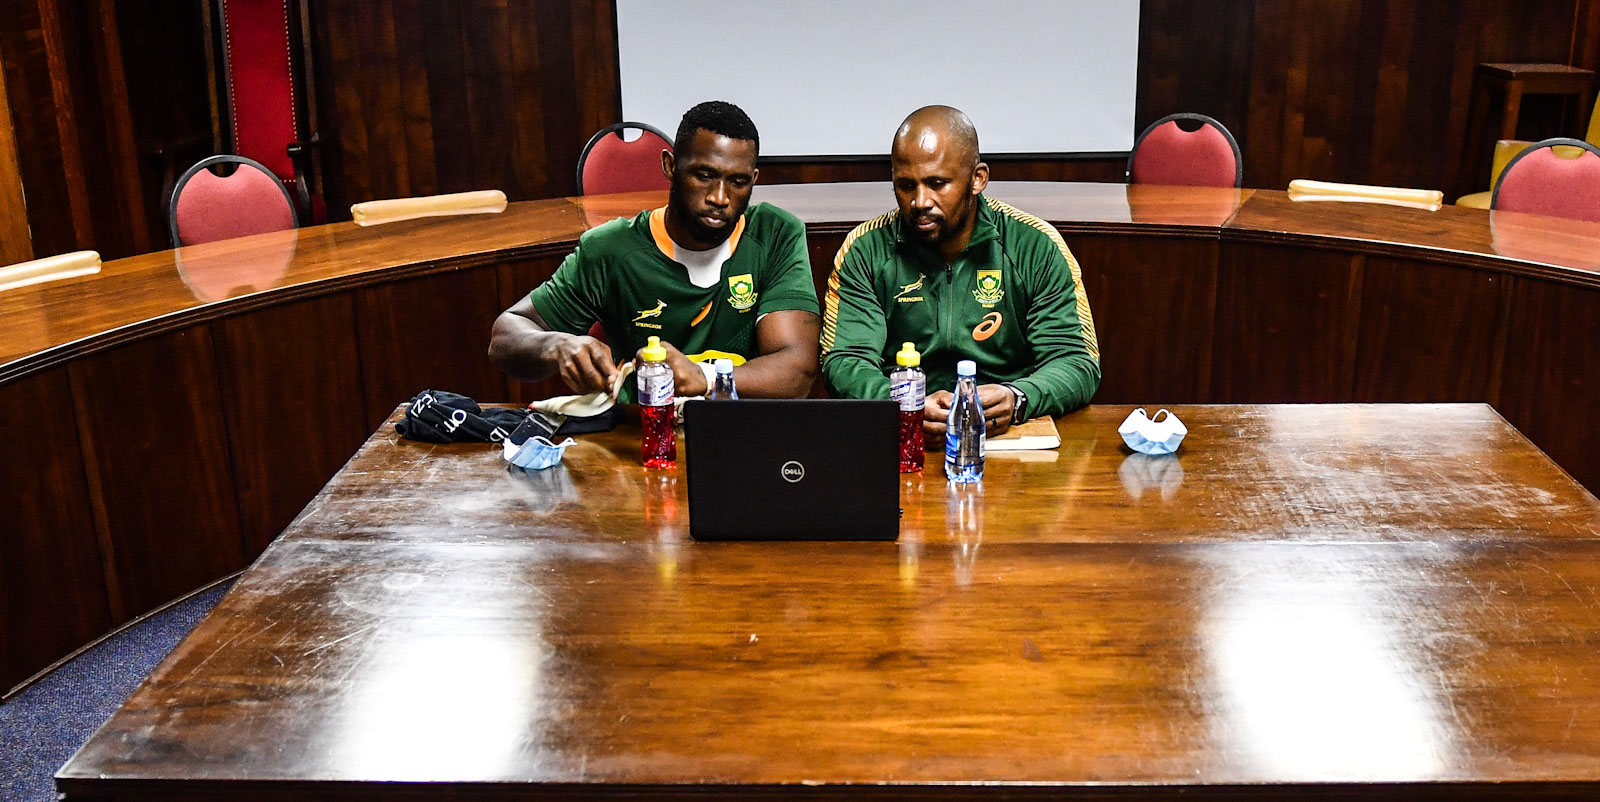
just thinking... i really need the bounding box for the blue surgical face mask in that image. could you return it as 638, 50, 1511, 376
502, 435, 576, 470
1118, 408, 1187, 456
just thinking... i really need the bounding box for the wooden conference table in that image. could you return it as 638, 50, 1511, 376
58, 403, 1600, 799
7, 181, 1600, 699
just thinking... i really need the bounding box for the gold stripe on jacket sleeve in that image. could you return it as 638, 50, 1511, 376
821, 210, 896, 354
985, 197, 1099, 362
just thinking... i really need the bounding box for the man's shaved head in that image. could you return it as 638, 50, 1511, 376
890, 105, 988, 260
893, 105, 980, 167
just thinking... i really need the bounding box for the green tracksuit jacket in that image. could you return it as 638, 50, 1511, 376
821, 195, 1100, 417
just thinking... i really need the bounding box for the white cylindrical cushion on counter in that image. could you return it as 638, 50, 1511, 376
1287, 180, 1444, 211
0, 250, 102, 292
350, 190, 508, 226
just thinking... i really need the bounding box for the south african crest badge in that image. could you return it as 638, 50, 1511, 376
727, 273, 758, 311
973, 270, 1004, 306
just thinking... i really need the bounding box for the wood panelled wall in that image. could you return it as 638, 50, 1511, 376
1132, 0, 1596, 197
0, 0, 211, 263
311, 0, 621, 216
0, 40, 29, 266
314, 0, 1600, 214
3, 1, 1599, 257
1231, 0, 1585, 198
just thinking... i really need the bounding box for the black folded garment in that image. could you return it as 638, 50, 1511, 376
395, 390, 530, 443
554, 404, 626, 436
508, 404, 627, 443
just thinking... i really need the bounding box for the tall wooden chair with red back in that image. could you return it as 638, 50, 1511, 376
213, 0, 322, 223
169, 155, 298, 246
1127, 113, 1243, 188
1492, 137, 1600, 223
577, 122, 673, 196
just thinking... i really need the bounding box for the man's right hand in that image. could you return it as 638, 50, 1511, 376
552, 335, 618, 394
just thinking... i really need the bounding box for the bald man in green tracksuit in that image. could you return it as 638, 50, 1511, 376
821, 106, 1100, 436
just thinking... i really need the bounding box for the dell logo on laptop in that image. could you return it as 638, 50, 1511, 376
780, 460, 805, 483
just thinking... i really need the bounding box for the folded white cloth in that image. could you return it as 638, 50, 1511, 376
530, 362, 705, 423
531, 363, 634, 418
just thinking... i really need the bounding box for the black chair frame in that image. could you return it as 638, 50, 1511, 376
575, 121, 673, 195
168, 155, 300, 248
1126, 113, 1243, 188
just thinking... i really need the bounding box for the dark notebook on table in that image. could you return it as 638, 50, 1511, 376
683, 399, 900, 541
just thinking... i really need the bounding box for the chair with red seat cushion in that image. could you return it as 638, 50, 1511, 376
576, 122, 673, 196
169, 155, 299, 246
1491, 137, 1600, 223
1127, 113, 1243, 188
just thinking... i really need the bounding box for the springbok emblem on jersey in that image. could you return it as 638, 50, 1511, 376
632, 299, 668, 323
894, 278, 924, 303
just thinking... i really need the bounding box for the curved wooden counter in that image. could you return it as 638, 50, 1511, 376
5, 182, 1600, 692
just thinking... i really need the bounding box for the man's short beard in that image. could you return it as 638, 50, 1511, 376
902, 217, 945, 244
669, 183, 736, 248
903, 199, 973, 247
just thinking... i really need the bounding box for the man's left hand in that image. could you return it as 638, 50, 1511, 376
923, 384, 1015, 437
976, 384, 1016, 435
634, 340, 709, 397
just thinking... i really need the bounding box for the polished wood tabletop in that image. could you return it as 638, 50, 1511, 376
59, 404, 1600, 799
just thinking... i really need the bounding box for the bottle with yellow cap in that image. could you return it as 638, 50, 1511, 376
889, 341, 926, 473
637, 336, 676, 468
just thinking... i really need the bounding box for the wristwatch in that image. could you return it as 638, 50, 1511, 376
1002, 382, 1028, 424
695, 360, 718, 396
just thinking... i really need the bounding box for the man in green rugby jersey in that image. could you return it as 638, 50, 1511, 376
491, 101, 820, 399
821, 105, 1100, 435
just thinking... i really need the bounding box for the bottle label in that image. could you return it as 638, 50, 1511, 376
889, 373, 925, 412
638, 368, 674, 407
944, 429, 986, 461
944, 381, 985, 473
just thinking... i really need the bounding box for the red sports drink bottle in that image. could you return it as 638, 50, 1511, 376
889, 342, 926, 473
637, 336, 676, 468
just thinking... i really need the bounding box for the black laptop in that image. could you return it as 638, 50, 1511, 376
683, 399, 900, 541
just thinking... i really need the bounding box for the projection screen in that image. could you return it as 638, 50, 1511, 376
614, 0, 1152, 157
616, 0, 1141, 158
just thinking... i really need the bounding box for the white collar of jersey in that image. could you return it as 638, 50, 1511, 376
647, 206, 747, 260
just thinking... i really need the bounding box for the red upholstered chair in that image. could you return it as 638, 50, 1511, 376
169, 155, 298, 246
1491, 137, 1600, 223
577, 122, 673, 195
1127, 113, 1243, 188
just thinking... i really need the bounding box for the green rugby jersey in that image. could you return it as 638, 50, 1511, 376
821, 195, 1100, 417
530, 202, 820, 397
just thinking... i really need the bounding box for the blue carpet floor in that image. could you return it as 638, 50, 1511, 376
0, 580, 234, 802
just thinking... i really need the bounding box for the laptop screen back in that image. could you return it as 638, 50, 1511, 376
684, 399, 900, 540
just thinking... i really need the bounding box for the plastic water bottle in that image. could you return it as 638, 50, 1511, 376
944, 359, 984, 482
637, 336, 676, 468
889, 342, 925, 473
707, 358, 738, 400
